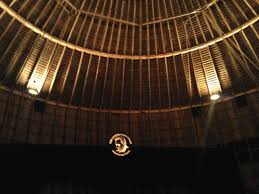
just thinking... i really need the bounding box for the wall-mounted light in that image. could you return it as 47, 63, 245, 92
27, 87, 39, 95
27, 78, 41, 95
210, 93, 220, 101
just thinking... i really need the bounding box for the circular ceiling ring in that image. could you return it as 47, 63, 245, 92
0, 1, 258, 60
1, 84, 258, 114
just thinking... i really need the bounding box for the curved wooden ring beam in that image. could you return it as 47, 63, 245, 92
1, 84, 258, 114
0, 1, 258, 60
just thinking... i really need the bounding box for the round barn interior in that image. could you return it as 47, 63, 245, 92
0, 0, 258, 146
0, 0, 259, 193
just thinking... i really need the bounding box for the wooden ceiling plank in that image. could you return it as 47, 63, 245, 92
88, 0, 108, 108
0, 0, 41, 62
110, 0, 125, 109
57, 1, 88, 101
99, 0, 114, 109
16, 0, 59, 87
119, 0, 131, 110
189, 0, 222, 95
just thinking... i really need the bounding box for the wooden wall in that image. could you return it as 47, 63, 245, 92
0, 89, 258, 146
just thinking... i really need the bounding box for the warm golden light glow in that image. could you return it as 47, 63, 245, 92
28, 88, 39, 95
27, 77, 45, 96
210, 94, 220, 101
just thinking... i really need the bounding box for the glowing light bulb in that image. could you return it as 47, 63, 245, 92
28, 88, 39, 95
210, 94, 220, 101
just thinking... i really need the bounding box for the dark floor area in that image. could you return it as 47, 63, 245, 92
0, 144, 246, 194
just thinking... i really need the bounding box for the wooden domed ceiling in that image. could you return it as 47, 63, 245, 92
0, 0, 258, 111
